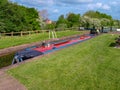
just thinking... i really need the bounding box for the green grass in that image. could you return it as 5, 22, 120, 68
8, 34, 120, 90
0, 30, 84, 49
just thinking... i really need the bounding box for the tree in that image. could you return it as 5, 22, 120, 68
46, 23, 55, 30
81, 16, 89, 28
66, 13, 81, 27
101, 18, 110, 27
55, 10, 118, 31
83, 10, 114, 29
0, 0, 40, 32
56, 15, 68, 28
0, 21, 6, 32
113, 20, 120, 27
83, 10, 112, 19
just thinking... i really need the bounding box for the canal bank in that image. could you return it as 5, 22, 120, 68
0, 34, 87, 68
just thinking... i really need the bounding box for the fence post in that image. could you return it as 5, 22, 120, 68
11, 32, 13, 37
29, 31, 30, 36
3, 32, 5, 37
20, 31, 23, 36
37, 30, 39, 34
0, 33, 1, 38
42, 30, 45, 34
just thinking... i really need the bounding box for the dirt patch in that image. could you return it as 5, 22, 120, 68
0, 70, 27, 90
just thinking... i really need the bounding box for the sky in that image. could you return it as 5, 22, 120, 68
10, 0, 120, 21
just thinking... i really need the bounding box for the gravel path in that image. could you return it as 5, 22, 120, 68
0, 70, 27, 90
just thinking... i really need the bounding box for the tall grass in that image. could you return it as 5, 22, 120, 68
8, 34, 120, 90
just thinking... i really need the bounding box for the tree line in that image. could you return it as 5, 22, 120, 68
0, 0, 120, 33
55, 11, 120, 30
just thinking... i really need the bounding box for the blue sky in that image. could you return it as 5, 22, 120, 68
10, 0, 120, 21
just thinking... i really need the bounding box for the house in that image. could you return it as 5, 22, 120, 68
45, 18, 52, 24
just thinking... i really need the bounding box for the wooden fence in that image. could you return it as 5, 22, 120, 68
0, 27, 85, 37
0, 30, 48, 37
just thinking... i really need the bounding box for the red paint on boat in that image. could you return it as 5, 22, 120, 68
34, 45, 53, 52
54, 40, 70, 48
34, 35, 91, 52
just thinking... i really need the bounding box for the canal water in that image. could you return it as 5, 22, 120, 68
0, 52, 15, 68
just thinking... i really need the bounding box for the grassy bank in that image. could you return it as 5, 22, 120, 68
0, 30, 85, 49
8, 34, 120, 90
0, 52, 15, 68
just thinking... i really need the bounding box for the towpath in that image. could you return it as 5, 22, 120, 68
0, 66, 27, 90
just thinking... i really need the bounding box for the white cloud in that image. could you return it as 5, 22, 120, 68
102, 4, 110, 10
15, 0, 54, 6
78, 0, 93, 3
56, 0, 93, 6
96, 3, 102, 8
53, 9, 59, 13
88, 2, 110, 10
110, 1, 118, 5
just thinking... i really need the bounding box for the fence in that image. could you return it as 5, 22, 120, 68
0, 27, 83, 37
0, 30, 48, 37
